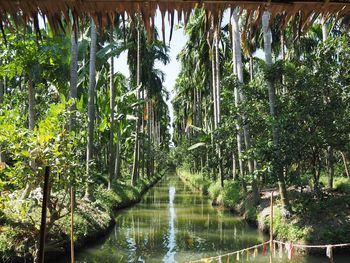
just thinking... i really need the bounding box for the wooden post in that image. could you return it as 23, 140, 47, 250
70, 185, 75, 263
38, 166, 50, 263
269, 191, 274, 263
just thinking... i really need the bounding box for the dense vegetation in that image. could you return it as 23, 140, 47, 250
1, 6, 350, 262
173, 9, 350, 246
0, 17, 170, 261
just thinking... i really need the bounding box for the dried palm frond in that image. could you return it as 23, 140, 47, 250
0, 0, 350, 40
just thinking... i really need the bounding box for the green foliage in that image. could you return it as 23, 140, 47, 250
208, 181, 222, 201
258, 205, 312, 241
177, 168, 210, 194
221, 181, 241, 208
335, 178, 350, 194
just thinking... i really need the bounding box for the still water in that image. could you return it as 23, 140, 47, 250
67, 174, 349, 263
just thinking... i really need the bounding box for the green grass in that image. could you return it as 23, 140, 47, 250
178, 169, 242, 209
177, 168, 210, 194
335, 177, 350, 194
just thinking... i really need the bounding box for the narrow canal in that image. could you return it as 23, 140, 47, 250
66, 175, 349, 262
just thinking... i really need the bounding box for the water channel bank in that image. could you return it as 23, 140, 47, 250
56, 173, 349, 263
0, 173, 164, 263
178, 169, 350, 262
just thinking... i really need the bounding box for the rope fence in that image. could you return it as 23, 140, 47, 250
187, 240, 350, 263
188, 193, 350, 263
273, 240, 350, 249
188, 241, 270, 263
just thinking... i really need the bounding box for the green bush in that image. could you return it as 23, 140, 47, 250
177, 168, 210, 194
335, 178, 350, 194
208, 181, 221, 200
259, 206, 311, 241
94, 186, 119, 213
221, 181, 241, 208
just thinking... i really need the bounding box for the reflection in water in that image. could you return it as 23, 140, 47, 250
164, 186, 176, 262
57, 175, 350, 263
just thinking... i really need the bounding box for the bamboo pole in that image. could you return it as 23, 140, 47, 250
70, 185, 75, 263
270, 191, 274, 263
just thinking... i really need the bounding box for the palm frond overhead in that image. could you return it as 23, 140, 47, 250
1, 0, 350, 42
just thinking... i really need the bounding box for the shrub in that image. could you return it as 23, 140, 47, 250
221, 181, 241, 208
208, 181, 221, 200
335, 178, 350, 194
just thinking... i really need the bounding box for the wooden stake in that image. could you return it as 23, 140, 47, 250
270, 191, 274, 263
70, 185, 75, 263
38, 166, 50, 263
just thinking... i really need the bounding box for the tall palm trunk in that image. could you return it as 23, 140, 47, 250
85, 18, 97, 199
232, 10, 245, 179
262, 11, 289, 208
232, 10, 258, 201
132, 17, 141, 186
69, 31, 78, 131
146, 92, 151, 178
69, 30, 78, 263
21, 77, 35, 200
327, 146, 334, 189
0, 78, 4, 163
249, 56, 254, 81
321, 16, 328, 42
321, 17, 334, 189
108, 26, 115, 190
214, 27, 224, 187
211, 39, 218, 130
0, 78, 3, 104
114, 122, 121, 178
341, 151, 350, 178
28, 77, 35, 131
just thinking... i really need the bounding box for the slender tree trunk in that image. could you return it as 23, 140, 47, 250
132, 17, 141, 186
232, 154, 237, 180
108, 27, 115, 190
141, 87, 145, 178
321, 16, 328, 42
146, 93, 151, 178
0, 78, 4, 163
37, 166, 50, 263
114, 122, 121, 178
214, 27, 224, 187
232, 11, 245, 178
28, 77, 35, 130
211, 39, 217, 131
69, 29, 78, 263
21, 77, 35, 200
249, 55, 254, 82
0, 78, 3, 104
232, 10, 258, 203
340, 151, 350, 178
327, 147, 334, 189
262, 11, 289, 208
85, 18, 97, 199
69, 31, 78, 131
70, 185, 75, 263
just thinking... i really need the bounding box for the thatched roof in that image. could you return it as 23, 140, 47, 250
1, 1, 350, 39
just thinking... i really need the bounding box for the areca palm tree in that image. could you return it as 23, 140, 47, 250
108, 25, 115, 190
262, 11, 289, 208
69, 29, 78, 263
231, 9, 259, 203
85, 17, 97, 199
126, 18, 169, 184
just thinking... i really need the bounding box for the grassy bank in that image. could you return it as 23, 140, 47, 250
0, 173, 164, 262
177, 168, 350, 253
